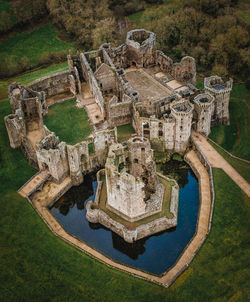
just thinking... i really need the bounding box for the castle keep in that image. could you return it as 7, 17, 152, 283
4, 29, 232, 242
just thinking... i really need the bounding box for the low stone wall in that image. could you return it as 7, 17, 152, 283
188, 135, 215, 232
86, 171, 179, 243
86, 202, 177, 243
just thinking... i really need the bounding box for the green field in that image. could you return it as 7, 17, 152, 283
208, 139, 250, 183
209, 85, 250, 160
44, 99, 93, 145
0, 23, 74, 77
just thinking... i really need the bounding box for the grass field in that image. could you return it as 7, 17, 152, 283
0, 22, 75, 78
209, 85, 250, 160
44, 99, 93, 145
0, 65, 249, 301
208, 139, 250, 183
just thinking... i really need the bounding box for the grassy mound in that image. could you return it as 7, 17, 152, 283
44, 99, 92, 145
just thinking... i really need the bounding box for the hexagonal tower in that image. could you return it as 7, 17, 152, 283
170, 100, 193, 151
193, 93, 214, 136
125, 29, 156, 68
105, 137, 163, 221
204, 76, 232, 125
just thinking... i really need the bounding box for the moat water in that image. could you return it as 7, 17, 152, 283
50, 167, 199, 275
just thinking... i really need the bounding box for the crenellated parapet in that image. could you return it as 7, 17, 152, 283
204, 75, 233, 125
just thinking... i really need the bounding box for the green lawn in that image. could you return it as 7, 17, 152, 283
44, 99, 93, 145
0, 23, 74, 65
209, 85, 250, 160
117, 124, 135, 142
0, 23, 75, 78
208, 139, 250, 183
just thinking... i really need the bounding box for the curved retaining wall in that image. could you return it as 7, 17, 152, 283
86, 170, 179, 243
19, 146, 214, 288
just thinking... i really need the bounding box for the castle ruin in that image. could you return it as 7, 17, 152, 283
4, 29, 232, 242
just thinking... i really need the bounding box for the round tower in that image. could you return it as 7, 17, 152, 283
170, 100, 193, 151
193, 93, 214, 136
204, 75, 232, 125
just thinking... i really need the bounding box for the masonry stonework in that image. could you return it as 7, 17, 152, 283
4, 28, 232, 243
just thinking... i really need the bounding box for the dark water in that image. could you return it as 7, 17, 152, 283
50, 169, 199, 275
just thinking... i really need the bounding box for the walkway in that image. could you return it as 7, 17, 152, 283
192, 132, 250, 197
162, 150, 211, 285
18, 170, 50, 197
22, 150, 213, 288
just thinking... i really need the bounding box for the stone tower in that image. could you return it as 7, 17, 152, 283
193, 93, 214, 136
105, 137, 163, 221
125, 29, 156, 68
170, 100, 193, 151
204, 75, 232, 125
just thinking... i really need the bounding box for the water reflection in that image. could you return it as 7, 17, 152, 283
50, 169, 199, 275
53, 175, 94, 215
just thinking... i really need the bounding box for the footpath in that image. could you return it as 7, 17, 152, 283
192, 132, 250, 197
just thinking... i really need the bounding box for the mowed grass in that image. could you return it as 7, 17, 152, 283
44, 99, 92, 145
209, 85, 250, 160
208, 140, 250, 183
0, 23, 74, 66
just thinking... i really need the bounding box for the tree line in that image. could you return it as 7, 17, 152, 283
1, 0, 249, 85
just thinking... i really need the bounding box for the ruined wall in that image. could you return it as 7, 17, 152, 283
172, 56, 196, 85
27, 70, 72, 100
4, 113, 25, 148
80, 53, 105, 115
66, 129, 117, 185
107, 95, 132, 127
94, 63, 117, 94
105, 137, 162, 221
36, 133, 69, 183
155, 51, 173, 73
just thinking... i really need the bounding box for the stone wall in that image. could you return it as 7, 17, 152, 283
107, 95, 132, 127
27, 70, 72, 99
171, 56, 196, 85
189, 135, 215, 232
36, 133, 69, 183
80, 53, 105, 115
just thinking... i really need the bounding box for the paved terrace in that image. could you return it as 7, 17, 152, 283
192, 132, 250, 197
19, 149, 213, 288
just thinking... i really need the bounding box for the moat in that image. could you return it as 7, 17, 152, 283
50, 167, 199, 275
